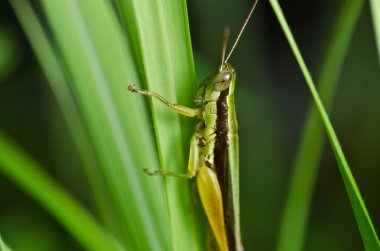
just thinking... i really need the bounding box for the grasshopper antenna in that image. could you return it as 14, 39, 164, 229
220, 27, 230, 68
224, 0, 259, 63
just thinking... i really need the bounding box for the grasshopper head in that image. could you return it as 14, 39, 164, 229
194, 64, 236, 105
214, 63, 235, 91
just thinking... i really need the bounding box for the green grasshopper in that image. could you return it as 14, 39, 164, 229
128, 1, 258, 250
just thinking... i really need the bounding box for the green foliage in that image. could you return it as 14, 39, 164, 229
0, 0, 378, 250
0, 132, 123, 251
269, 0, 380, 250
8, 0, 201, 250
276, 0, 365, 250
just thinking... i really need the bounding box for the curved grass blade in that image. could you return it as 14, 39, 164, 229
268, 1, 380, 250
369, 0, 380, 63
0, 132, 124, 251
276, 1, 365, 250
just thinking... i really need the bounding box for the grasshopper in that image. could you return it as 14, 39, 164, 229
128, 1, 258, 250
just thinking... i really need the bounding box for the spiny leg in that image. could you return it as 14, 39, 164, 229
128, 85, 199, 117
144, 133, 200, 179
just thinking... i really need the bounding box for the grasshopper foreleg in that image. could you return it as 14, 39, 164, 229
128, 85, 199, 117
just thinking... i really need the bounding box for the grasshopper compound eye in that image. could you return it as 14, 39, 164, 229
214, 71, 232, 91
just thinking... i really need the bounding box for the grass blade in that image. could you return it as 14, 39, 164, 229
118, 0, 202, 250
369, 0, 380, 63
268, 0, 380, 250
276, 0, 365, 250
11, 0, 202, 249
0, 236, 12, 251
30, 0, 192, 249
0, 132, 123, 251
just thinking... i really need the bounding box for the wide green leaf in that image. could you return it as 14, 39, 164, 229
118, 0, 202, 250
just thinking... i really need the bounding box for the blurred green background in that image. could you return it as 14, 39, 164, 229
0, 0, 379, 251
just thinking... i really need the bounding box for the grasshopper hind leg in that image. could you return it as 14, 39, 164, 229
197, 166, 228, 251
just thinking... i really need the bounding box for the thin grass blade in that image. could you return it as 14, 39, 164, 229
276, 1, 365, 250
0, 132, 124, 251
268, 1, 380, 250
369, 0, 380, 63
0, 236, 12, 251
